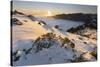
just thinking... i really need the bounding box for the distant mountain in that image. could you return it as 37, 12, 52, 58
11, 10, 25, 15
52, 13, 97, 30
52, 13, 97, 23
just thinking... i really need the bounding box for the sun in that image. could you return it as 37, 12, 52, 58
47, 11, 52, 16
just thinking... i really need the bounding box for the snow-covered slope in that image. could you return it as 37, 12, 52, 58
12, 14, 49, 51
11, 13, 97, 66
36, 17, 84, 31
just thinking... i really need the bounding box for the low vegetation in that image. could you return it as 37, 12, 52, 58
90, 51, 97, 59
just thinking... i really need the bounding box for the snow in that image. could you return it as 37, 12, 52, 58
13, 41, 75, 66
67, 33, 96, 52
12, 13, 97, 66
36, 17, 84, 31
12, 15, 48, 50
13, 40, 33, 52
83, 52, 96, 61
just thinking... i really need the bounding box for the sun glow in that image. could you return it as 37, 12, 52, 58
47, 11, 52, 16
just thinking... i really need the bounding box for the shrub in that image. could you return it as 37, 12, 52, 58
33, 33, 57, 53
61, 37, 70, 47
70, 42, 75, 48
41, 33, 56, 40
90, 51, 97, 59
62, 37, 70, 44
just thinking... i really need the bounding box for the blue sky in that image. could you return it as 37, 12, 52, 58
12, 1, 97, 15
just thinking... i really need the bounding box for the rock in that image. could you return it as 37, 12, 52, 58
70, 42, 75, 48
11, 18, 23, 26
54, 25, 59, 29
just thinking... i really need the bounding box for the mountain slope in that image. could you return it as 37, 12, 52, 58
11, 12, 97, 66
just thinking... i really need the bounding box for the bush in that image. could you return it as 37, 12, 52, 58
41, 33, 56, 40
70, 42, 75, 48
62, 37, 70, 44
33, 33, 57, 53
61, 37, 70, 47
90, 51, 97, 59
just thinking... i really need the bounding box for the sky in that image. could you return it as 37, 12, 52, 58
12, 1, 97, 16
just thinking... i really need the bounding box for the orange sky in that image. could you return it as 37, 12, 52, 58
13, 1, 97, 16
16, 8, 62, 16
